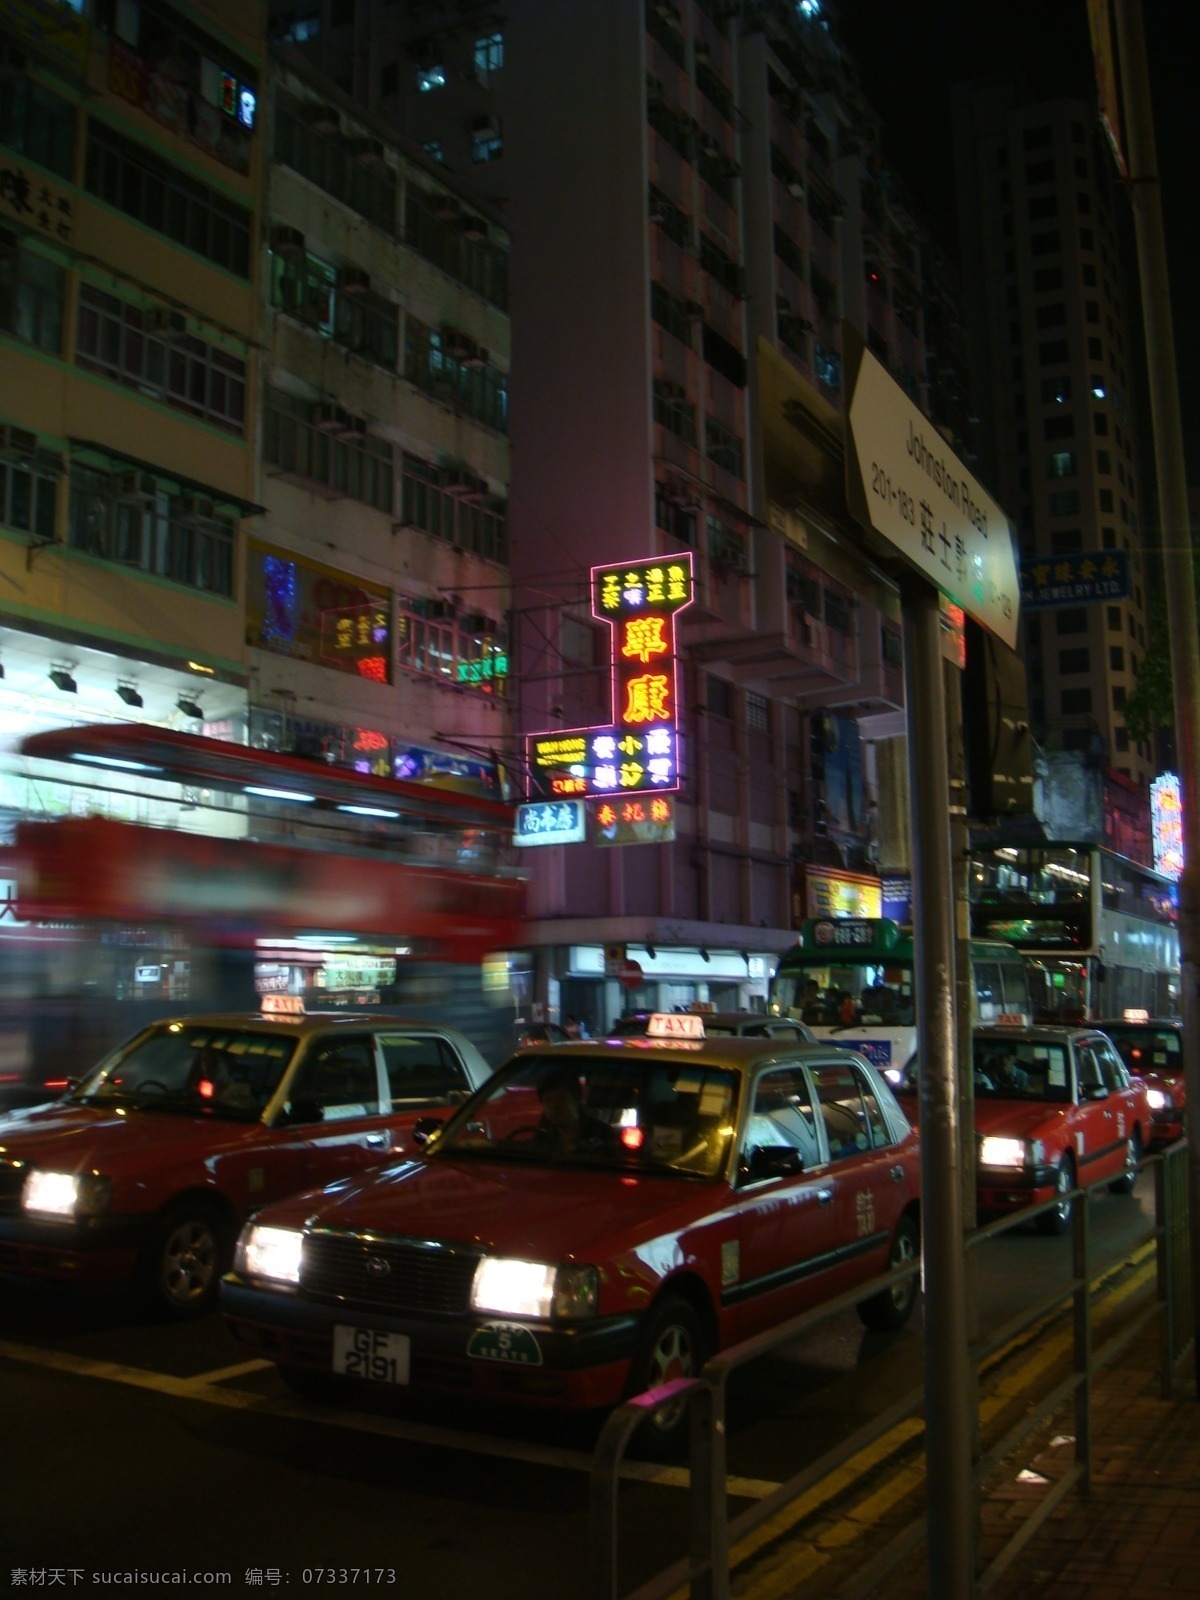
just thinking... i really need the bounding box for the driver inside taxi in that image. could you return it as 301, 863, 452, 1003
535, 1066, 616, 1156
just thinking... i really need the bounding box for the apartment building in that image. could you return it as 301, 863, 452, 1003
270, 0, 985, 1029
0, 0, 518, 1054
254, 46, 513, 791
0, 0, 263, 761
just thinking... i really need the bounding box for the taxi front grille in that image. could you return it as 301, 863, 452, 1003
299, 1232, 480, 1314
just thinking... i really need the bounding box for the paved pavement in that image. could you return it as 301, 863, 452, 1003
873, 1322, 1200, 1600
980, 1324, 1200, 1600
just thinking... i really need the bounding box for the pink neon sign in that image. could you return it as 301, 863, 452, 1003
526, 554, 694, 801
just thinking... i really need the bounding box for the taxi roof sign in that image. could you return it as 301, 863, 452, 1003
1123, 1008, 1150, 1023
261, 994, 305, 1017
646, 1012, 705, 1039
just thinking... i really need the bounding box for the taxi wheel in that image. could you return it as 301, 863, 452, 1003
1109, 1129, 1143, 1194
1037, 1154, 1075, 1235
145, 1201, 231, 1318
626, 1296, 707, 1456
858, 1214, 920, 1332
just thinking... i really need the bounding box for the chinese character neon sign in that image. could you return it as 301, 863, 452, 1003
1151, 772, 1184, 881
526, 554, 693, 801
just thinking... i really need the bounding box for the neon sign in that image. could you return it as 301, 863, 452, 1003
527, 555, 693, 801
1151, 772, 1183, 881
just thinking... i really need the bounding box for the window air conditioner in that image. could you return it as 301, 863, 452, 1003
312, 403, 351, 433
442, 328, 476, 360
113, 470, 156, 498
432, 194, 461, 221
313, 408, 366, 440
336, 265, 371, 295
144, 307, 187, 338
270, 225, 306, 255
303, 103, 341, 135
180, 494, 217, 520
348, 137, 387, 168
461, 344, 487, 368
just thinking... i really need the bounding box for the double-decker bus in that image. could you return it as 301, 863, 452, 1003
968, 842, 1179, 1023
0, 723, 526, 1101
767, 917, 1032, 1078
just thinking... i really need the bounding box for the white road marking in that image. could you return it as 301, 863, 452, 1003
187, 1358, 273, 1384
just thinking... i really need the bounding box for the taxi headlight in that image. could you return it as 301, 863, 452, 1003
236, 1223, 304, 1285
22, 1169, 112, 1218
1147, 1088, 1169, 1111
979, 1136, 1037, 1169
471, 1257, 598, 1321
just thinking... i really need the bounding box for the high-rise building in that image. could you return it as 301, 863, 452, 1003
254, 44, 513, 790
277, 0, 985, 1029
0, 0, 266, 1017
953, 84, 1153, 809
0, 0, 518, 1063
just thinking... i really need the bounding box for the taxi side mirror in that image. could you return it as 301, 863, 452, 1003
745, 1144, 805, 1182
1080, 1082, 1109, 1101
281, 1097, 325, 1125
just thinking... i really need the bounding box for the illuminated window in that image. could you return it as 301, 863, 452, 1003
471, 116, 503, 162
474, 32, 504, 77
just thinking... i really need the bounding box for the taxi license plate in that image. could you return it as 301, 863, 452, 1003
332, 1325, 410, 1385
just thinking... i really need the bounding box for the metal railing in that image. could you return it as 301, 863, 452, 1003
590, 1141, 1192, 1600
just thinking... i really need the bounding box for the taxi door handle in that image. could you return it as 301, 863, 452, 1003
817, 1187, 834, 1205
890, 1165, 905, 1182
365, 1132, 388, 1147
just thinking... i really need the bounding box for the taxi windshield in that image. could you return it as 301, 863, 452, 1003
1104, 1027, 1181, 1069
72, 1025, 299, 1121
431, 1052, 740, 1179
974, 1041, 1071, 1102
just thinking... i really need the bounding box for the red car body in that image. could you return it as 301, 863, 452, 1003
0, 1012, 496, 1314
894, 1026, 1151, 1234
971, 1026, 1151, 1231
1094, 1019, 1185, 1146
221, 1032, 921, 1434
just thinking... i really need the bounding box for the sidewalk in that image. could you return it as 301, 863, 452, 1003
979, 1325, 1200, 1600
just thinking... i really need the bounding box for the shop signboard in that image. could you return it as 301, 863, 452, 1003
527, 555, 693, 802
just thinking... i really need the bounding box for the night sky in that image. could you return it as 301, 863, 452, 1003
832, 0, 1200, 487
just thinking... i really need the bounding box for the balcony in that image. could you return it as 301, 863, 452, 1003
667, 501, 755, 654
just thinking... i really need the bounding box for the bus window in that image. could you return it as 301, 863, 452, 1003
999, 958, 1033, 1024
973, 962, 1002, 1024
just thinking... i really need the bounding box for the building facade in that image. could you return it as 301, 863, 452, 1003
0, 0, 519, 1067
275, 0, 986, 1032
954, 85, 1153, 815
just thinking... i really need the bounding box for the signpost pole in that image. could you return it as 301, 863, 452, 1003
903, 576, 974, 1595
842, 323, 1019, 1588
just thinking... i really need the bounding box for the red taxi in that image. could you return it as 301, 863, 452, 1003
0, 1007, 495, 1316
1094, 1016, 1185, 1146
970, 1026, 1152, 1233
220, 1015, 922, 1447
